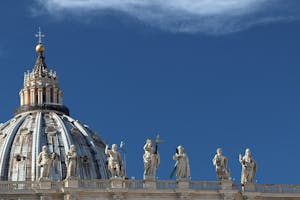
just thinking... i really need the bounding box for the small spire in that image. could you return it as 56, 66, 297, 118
35, 27, 45, 44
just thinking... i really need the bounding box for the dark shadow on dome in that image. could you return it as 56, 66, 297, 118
14, 104, 70, 116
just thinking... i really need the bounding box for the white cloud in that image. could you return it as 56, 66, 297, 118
35, 0, 299, 34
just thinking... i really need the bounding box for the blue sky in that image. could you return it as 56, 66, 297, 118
1, 0, 300, 183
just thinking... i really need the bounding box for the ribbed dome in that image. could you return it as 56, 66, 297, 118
0, 111, 110, 181
0, 30, 110, 181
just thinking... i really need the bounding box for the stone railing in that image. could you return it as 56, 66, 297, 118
254, 184, 300, 193
77, 179, 221, 190
0, 180, 299, 194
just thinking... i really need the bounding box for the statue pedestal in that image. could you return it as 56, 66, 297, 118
64, 194, 77, 200
40, 196, 51, 200
39, 181, 52, 189
64, 178, 79, 188
143, 180, 156, 189
110, 177, 124, 189
243, 183, 255, 192
221, 180, 232, 190
143, 176, 156, 189
144, 175, 155, 181
177, 179, 190, 189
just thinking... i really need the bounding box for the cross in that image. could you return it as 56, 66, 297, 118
153, 134, 164, 145
35, 27, 45, 44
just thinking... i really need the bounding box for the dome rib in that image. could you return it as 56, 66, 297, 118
0, 114, 28, 180
73, 120, 101, 178
52, 112, 73, 151
32, 112, 42, 181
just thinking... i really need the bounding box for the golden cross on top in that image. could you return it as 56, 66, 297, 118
35, 27, 45, 44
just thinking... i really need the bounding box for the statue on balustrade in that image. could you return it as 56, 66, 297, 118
66, 144, 78, 179
239, 148, 257, 185
172, 145, 190, 180
143, 139, 160, 180
105, 144, 123, 178
37, 145, 54, 180
212, 148, 231, 180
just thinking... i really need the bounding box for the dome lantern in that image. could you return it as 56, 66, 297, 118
16, 28, 68, 116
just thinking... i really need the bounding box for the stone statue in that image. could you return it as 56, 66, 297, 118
143, 139, 160, 179
105, 144, 123, 178
173, 145, 190, 180
212, 148, 230, 180
239, 148, 257, 185
37, 145, 52, 180
66, 145, 78, 179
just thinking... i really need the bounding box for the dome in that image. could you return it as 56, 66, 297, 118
0, 31, 110, 181
0, 111, 110, 181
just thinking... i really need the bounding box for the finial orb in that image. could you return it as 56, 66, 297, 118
35, 44, 45, 53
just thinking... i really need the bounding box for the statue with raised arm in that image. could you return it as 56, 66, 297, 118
173, 145, 190, 180
239, 148, 256, 185
37, 145, 52, 180
66, 145, 78, 179
105, 144, 123, 178
212, 148, 230, 180
143, 139, 160, 179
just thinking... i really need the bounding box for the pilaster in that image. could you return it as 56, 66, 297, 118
46, 87, 51, 104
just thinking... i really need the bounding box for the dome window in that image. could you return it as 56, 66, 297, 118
15, 154, 25, 162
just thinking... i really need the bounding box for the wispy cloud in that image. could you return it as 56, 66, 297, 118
34, 0, 300, 34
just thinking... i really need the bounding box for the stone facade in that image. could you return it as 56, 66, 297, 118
0, 180, 299, 200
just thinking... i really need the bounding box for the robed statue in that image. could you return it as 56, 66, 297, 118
212, 148, 230, 180
37, 145, 55, 180
172, 145, 190, 180
143, 139, 160, 179
239, 148, 257, 185
66, 145, 78, 179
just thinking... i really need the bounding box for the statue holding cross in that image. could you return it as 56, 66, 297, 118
143, 134, 163, 180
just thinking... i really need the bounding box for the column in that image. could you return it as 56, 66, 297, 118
58, 90, 63, 104
30, 88, 35, 105
24, 89, 28, 105
53, 88, 58, 104
20, 90, 24, 106
38, 88, 43, 105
